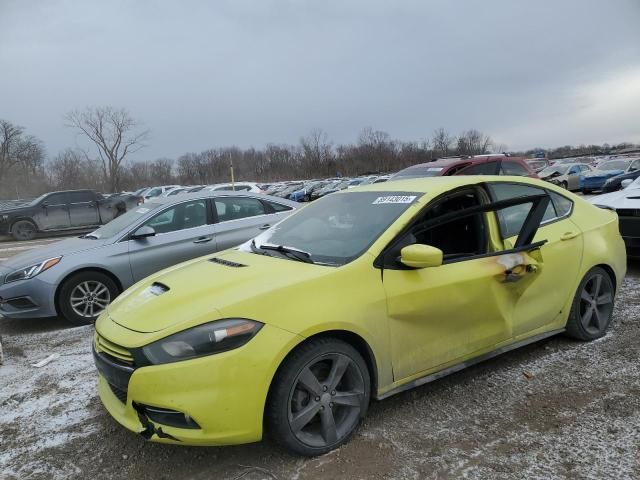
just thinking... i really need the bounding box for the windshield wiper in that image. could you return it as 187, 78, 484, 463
255, 242, 314, 264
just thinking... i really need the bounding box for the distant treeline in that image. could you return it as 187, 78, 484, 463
0, 113, 636, 200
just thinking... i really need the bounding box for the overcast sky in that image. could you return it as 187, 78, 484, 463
1, 0, 639, 162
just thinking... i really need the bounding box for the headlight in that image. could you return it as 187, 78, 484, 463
5, 256, 62, 283
141, 318, 263, 365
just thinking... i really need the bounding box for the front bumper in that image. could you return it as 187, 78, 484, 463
95, 322, 302, 446
0, 221, 10, 236
0, 275, 58, 318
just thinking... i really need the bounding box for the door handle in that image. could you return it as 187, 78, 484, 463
258, 224, 271, 230
193, 236, 213, 244
560, 231, 580, 241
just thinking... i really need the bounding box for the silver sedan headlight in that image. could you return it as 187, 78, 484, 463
5, 256, 62, 283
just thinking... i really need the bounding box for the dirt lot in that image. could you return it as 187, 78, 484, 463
1, 236, 639, 479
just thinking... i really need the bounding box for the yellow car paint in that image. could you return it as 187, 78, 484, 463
95, 175, 626, 446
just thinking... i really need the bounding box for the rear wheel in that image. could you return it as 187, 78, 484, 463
58, 271, 120, 326
565, 267, 615, 341
266, 338, 370, 456
11, 220, 37, 241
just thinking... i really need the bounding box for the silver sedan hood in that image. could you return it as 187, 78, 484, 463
0, 236, 112, 270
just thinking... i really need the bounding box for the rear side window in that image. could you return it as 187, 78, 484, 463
500, 161, 530, 176
215, 197, 266, 222
458, 161, 499, 175
549, 191, 573, 217
487, 183, 557, 238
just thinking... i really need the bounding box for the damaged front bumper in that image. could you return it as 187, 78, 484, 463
94, 322, 302, 446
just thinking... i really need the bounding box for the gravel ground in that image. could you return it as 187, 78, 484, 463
1, 262, 639, 480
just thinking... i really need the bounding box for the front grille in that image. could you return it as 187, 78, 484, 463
619, 217, 640, 238
95, 333, 134, 365
617, 209, 640, 217
110, 383, 128, 404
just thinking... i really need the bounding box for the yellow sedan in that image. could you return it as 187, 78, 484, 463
93, 176, 626, 455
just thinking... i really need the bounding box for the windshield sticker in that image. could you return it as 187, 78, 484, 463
135, 208, 150, 213
372, 195, 417, 205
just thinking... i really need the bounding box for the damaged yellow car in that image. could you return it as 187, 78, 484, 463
94, 176, 626, 455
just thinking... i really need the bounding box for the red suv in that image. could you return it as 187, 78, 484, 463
391, 155, 538, 179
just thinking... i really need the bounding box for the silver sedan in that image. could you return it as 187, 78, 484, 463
0, 192, 297, 325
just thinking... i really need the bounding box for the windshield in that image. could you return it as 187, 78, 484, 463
540, 165, 569, 176
599, 160, 629, 171
87, 203, 162, 239
393, 165, 444, 178
243, 191, 421, 265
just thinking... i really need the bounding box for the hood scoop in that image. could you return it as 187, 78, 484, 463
148, 282, 170, 295
209, 257, 247, 268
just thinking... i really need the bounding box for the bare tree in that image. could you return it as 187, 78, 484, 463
457, 129, 492, 156
431, 127, 455, 158
0, 120, 25, 180
300, 129, 333, 174
65, 107, 149, 192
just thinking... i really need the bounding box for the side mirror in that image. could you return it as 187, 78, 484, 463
621, 179, 633, 189
400, 244, 443, 269
131, 225, 156, 240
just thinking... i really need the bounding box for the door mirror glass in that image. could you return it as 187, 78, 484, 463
400, 244, 443, 269
621, 179, 633, 188
131, 225, 156, 240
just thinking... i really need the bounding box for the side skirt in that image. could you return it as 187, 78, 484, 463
376, 328, 565, 400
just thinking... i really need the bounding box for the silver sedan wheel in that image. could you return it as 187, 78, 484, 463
69, 281, 111, 318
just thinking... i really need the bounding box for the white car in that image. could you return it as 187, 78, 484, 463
203, 182, 264, 193
591, 177, 640, 258
142, 185, 182, 200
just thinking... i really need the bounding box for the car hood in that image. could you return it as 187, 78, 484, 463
0, 236, 111, 270
584, 169, 624, 178
107, 249, 336, 334
590, 188, 640, 209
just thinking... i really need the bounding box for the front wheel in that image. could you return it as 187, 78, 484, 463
58, 271, 120, 326
266, 338, 370, 456
565, 267, 615, 341
11, 220, 37, 241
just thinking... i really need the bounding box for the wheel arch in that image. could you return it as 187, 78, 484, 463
593, 263, 617, 293
54, 267, 124, 314
264, 328, 379, 424
9, 217, 39, 233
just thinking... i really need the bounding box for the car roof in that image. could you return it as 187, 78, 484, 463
142, 190, 299, 207
341, 175, 551, 195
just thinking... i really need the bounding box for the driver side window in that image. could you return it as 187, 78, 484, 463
143, 200, 208, 234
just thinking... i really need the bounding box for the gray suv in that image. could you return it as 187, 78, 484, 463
0, 192, 297, 325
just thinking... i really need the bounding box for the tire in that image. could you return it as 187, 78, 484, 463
565, 267, 615, 341
11, 220, 37, 241
581, 188, 592, 195
58, 271, 120, 326
266, 338, 371, 456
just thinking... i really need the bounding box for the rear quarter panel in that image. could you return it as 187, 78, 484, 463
567, 197, 626, 291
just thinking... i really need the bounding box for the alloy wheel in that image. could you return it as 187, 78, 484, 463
70, 280, 111, 318
288, 353, 365, 448
579, 273, 614, 336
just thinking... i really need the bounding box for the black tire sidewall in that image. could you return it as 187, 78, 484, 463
58, 271, 120, 326
566, 267, 614, 341
266, 338, 371, 456
11, 220, 37, 241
